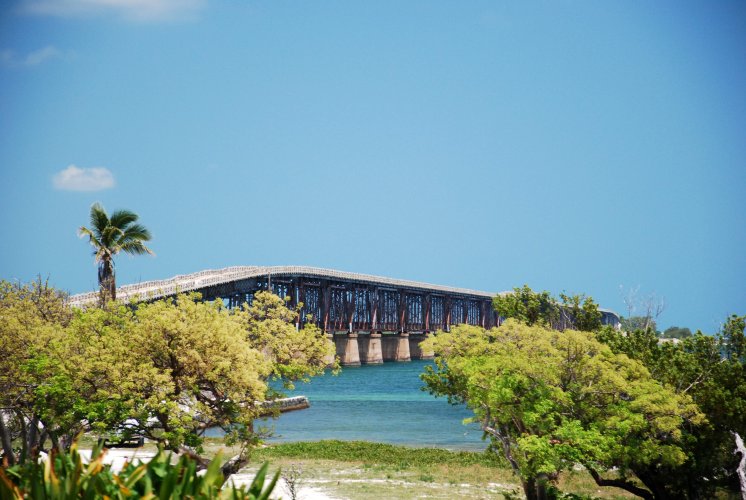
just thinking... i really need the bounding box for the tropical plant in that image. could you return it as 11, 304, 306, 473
78, 203, 153, 304
0, 437, 278, 499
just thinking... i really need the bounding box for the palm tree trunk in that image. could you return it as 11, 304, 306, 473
98, 258, 116, 303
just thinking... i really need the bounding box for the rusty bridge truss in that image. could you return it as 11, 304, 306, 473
69, 265, 620, 333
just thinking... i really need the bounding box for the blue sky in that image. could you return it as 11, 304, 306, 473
1, 1, 744, 333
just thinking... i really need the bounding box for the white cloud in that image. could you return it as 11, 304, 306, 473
0, 45, 68, 68
21, 0, 206, 22
53, 165, 115, 192
25, 45, 62, 66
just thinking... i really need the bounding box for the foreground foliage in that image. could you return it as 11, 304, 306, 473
0, 279, 336, 476
0, 439, 277, 499
597, 315, 746, 498
421, 321, 702, 500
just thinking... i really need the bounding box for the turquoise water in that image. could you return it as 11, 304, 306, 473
259, 360, 487, 451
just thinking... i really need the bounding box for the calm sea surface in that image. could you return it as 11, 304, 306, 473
260, 360, 486, 451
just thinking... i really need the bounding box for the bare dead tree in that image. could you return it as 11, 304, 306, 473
619, 286, 666, 333
641, 293, 666, 332
620, 285, 639, 319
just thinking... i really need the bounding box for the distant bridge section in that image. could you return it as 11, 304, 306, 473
70, 265, 505, 333
69, 265, 621, 365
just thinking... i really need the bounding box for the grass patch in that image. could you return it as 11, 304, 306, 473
252, 440, 505, 469
249, 440, 641, 499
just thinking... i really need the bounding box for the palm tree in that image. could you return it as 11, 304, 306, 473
79, 203, 153, 304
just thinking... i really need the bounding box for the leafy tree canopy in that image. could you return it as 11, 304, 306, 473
620, 316, 657, 334
660, 326, 692, 339
596, 316, 746, 498
492, 285, 602, 331
0, 282, 335, 477
421, 321, 701, 500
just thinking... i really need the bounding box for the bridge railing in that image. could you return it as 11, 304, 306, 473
69, 265, 498, 307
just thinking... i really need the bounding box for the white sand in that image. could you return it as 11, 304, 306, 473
77, 448, 157, 473
77, 448, 337, 499
230, 471, 339, 500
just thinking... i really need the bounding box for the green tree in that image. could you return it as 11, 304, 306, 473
493, 285, 559, 327
421, 321, 703, 500
722, 314, 746, 362
597, 317, 746, 498
558, 292, 602, 332
120, 294, 272, 475
0, 281, 335, 476
78, 203, 153, 304
620, 316, 657, 334
80, 291, 334, 476
493, 285, 601, 332
660, 326, 692, 339
0, 278, 74, 464
234, 292, 333, 389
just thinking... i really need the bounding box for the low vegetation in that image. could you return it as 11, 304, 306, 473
0, 438, 277, 499
247, 440, 641, 499
253, 440, 504, 469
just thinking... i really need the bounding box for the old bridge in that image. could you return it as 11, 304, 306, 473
69, 265, 621, 365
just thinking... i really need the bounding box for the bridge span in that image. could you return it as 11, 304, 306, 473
69, 265, 621, 365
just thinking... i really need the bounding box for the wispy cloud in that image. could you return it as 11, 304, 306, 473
53, 165, 115, 192
25, 45, 62, 65
0, 45, 69, 68
20, 0, 207, 22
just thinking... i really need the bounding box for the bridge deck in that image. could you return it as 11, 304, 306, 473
69, 265, 620, 332
69, 265, 501, 306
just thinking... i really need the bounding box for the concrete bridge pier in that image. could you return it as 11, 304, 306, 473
324, 333, 336, 366
395, 332, 411, 361
409, 333, 434, 360
336, 332, 361, 366
361, 332, 383, 364
381, 332, 411, 362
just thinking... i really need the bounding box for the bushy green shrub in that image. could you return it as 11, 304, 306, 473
0, 439, 277, 499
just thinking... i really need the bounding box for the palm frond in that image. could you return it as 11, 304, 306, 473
79, 226, 103, 251
121, 223, 152, 242
102, 226, 125, 248
89, 203, 110, 236
80, 204, 153, 300
120, 241, 154, 256
109, 210, 139, 230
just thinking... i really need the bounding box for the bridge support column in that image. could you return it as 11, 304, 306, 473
324, 333, 336, 366
361, 332, 383, 364
409, 333, 434, 360
336, 333, 361, 366
395, 332, 411, 362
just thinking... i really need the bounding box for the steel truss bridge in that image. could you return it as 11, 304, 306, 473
69, 265, 620, 333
